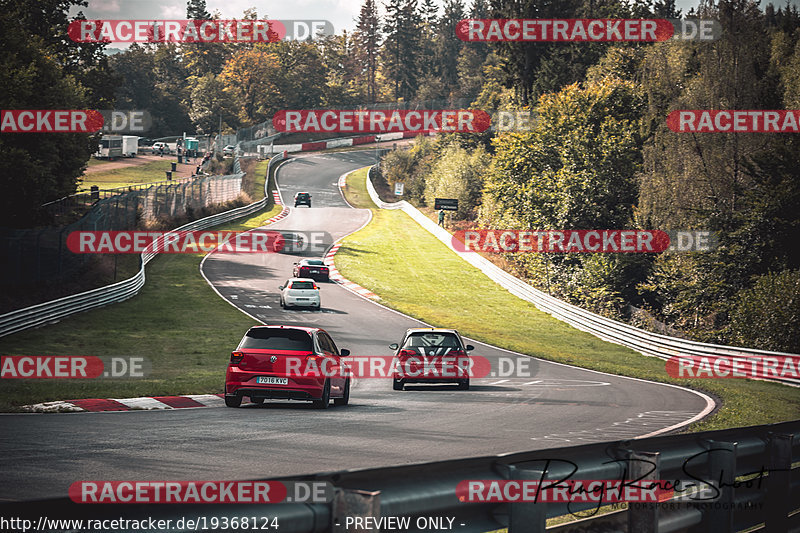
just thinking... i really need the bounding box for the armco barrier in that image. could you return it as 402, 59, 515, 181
6, 420, 799, 532
365, 166, 800, 386
0, 154, 285, 338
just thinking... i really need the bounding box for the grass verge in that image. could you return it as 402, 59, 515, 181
0, 173, 281, 411
78, 159, 186, 191
336, 167, 800, 432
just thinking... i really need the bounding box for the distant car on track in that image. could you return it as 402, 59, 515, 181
224, 325, 351, 408
279, 278, 321, 310
390, 328, 474, 391
223, 145, 235, 156
293, 259, 329, 281
294, 192, 311, 207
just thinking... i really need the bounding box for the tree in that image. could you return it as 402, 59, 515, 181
382, 0, 422, 101
0, 7, 95, 226
219, 46, 282, 124
356, 0, 381, 103
728, 269, 800, 353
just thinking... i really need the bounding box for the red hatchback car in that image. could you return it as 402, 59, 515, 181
225, 325, 351, 409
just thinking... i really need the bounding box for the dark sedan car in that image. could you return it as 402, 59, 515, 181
293, 259, 330, 281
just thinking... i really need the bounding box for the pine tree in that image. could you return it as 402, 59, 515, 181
356, 0, 381, 103
186, 0, 211, 19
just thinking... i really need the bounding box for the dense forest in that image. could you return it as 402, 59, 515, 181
379, 0, 800, 352
1, 0, 798, 352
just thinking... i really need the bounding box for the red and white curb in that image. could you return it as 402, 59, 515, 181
272, 190, 282, 205
264, 204, 289, 224
324, 244, 379, 300
23, 394, 226, 413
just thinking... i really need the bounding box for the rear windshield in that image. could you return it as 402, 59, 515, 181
297, 193, 310, 198
403, 332, 461, 349
304, 260, 324, 266
290, 281, 315, 289
240, 328, 312, 351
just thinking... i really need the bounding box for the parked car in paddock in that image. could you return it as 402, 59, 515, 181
390, 328, 474, 391
294, 192, 312, 207
225, 325, 351, 408
279, 278, 321, 310
293, 259, 330, 281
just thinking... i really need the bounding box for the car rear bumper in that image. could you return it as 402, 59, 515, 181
226, 368, 324, 398
285, 297, 320, 306
228, 388, 317, 401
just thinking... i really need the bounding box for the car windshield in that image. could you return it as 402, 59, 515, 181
290, 281, 315, 289
304, 260, 324, 266
239, 328, 312, 351
403, 333, 461, 349
297, 193, 309, 198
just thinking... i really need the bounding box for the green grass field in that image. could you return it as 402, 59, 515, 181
335, 167, 800, 432
78, 158, 184, 191
0, 160, 278, 411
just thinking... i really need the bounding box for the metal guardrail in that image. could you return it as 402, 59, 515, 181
0, 154, 285, 338
6, 420, 798, 532
365, 165, 800, 386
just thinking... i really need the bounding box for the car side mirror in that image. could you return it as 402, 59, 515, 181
340, 349, 350, 357
278, 285, 284, 290
389, 343, 398, 350
466, 345, 475, 351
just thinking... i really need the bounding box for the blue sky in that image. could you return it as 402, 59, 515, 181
70, 0, 800, 48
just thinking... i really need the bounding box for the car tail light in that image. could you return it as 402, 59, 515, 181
450, 350, 467, 357
399, 349, 417, 357
230, 351, 245, 364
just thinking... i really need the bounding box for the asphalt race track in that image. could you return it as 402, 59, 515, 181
0, 151, 712, 502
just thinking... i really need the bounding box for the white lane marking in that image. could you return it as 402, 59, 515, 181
488, 379, 509, 385
113, 397, 171, 410
522, 379, 610, 387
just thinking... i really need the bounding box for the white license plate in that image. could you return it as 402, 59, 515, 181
310, 270, 319, 273
257, 377, 288, 385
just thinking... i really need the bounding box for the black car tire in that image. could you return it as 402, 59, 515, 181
458, 379, 470, 390
313, 379, 331, 409
225, 394, 242, 408
314, 303, 321, 311
251, 397, 264, 405
334, 379, 350, 406
392, 379, 404, 391
280, 297, 285, 309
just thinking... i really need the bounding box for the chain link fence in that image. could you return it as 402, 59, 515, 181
1, 173, 244, 287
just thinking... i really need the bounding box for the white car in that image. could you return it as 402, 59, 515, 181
223, 145, 236, 156
279, 278, 321, 310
